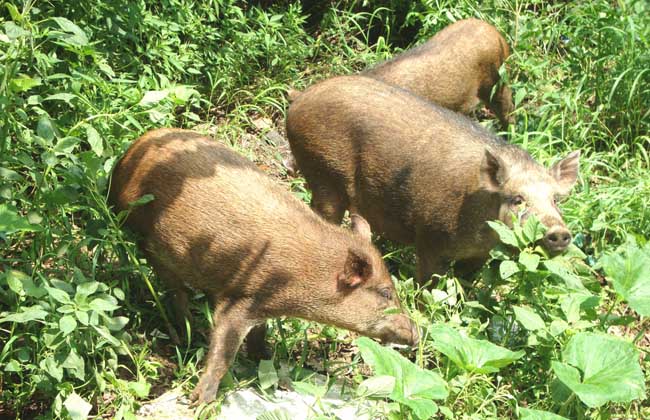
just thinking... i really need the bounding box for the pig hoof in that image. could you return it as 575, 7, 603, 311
168, 326, 181, 346
190, 378, 219, 406
282, 156, 298, 176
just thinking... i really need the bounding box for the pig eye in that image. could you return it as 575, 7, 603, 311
511, 195, 525, 206
379, 288, 392, 300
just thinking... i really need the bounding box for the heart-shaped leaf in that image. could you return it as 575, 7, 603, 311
429, 324, 524, 374
513, 306, 545, 331
63, 392, 92, 420
551, 332, 645, 407
600, 240, 650, 316
356, 337, 448, 419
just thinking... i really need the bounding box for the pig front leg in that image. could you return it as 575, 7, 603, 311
415, 243, 447, 285
486, 84, 514, 129
144, 256, 192, 345
310, 183, 348, 225
191, 299, 259, 404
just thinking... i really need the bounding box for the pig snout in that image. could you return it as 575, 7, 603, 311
542, 225, 572, 253
377, 314, 419, 347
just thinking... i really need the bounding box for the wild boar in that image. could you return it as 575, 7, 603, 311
286, 76, 579, 282
364, 18, 515, 128
108, 128, 418, 404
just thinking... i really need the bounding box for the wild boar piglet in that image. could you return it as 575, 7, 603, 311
365, 18, 515, 128
109, 128, 418, 403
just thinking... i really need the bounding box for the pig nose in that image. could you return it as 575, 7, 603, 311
543, 226, 572, 253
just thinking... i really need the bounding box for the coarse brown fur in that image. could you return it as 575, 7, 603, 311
286, 76, 580, 282
364, 18, 515, 127
109, 128, 417, 404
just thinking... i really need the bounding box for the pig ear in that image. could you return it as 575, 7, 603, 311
550, 150, 580, 195
338, 248, 373, 289
480, 149, 508, 192
350, 213, 372, 243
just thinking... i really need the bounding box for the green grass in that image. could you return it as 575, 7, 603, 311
1, 0, 649, 419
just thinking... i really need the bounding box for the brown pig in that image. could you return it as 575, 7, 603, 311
286, 76, 579, 282
108, 128, 417, 404
364, 18, 515, 128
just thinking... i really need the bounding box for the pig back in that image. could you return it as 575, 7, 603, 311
364, 19, 510, 112
110, 129, 333, 295
286, 76, 497, 244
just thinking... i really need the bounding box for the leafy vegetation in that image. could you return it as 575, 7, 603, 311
1, 0, 648, 419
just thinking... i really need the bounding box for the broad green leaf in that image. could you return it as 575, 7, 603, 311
42, 356, 63, 381
63, 392, 92, 420
519, 251, 540, 272
45, 286, 72, 304
487, 221, 519, 247
75, 310, 89, 326
52, 17, 89, 46
513, 306, 545, 331
357, 375, 395, 398
0, 204, 40, 234
522, 215, 545, 243
558, 292, 599, 324
258, 360, 279, 390
128, 380, 150, 398
53, 136, 80, 154
500, 260, 519, 279
429, 324, 524, 373
520, 408, 568, 419
0, 167, 22, 181
37, 116, 56, 142
4, 21, 30, 39
105, 316, 129, 331
552, 332, 645, 407
89, 297, 119, 312
356, 337, 447, 418
549, 320, 569, 337
59, 315, 77, 336
406, 398, 439, 420
6, 271, 23, 294
171, 85, 198, 103
85, 125, 103, 157
0, 305, 49, 323
93, 325, 121, 347
600, 240, 650, 316
44, 93, 77, 104
9, 75, 41, 92
139, 90, 168, 107
544, 260, 588, 292
76, 281, 101, 297
62, 348, 85, 381
4, 360, 20, 372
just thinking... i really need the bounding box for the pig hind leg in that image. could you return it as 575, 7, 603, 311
480, 82, 514, 129
192, 298, 260, 404
310, 183, 348, 225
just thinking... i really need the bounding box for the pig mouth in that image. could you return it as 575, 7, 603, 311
374, 322, 419, 347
